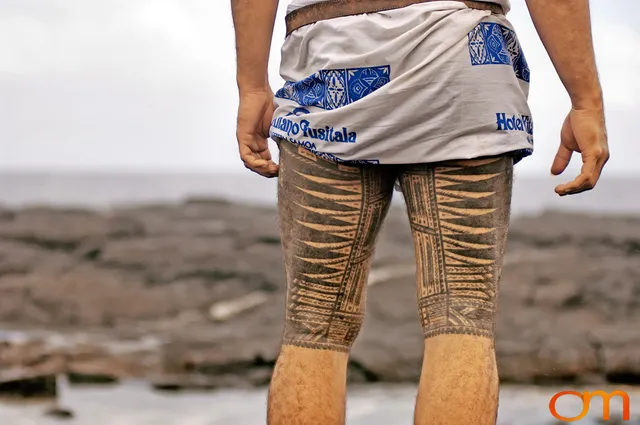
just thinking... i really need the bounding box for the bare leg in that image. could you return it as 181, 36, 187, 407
399, 157, 513, 425
269, 346, 349, 425
268, 142, 396, 425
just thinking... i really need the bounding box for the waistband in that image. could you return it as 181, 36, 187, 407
286, 0, 504, 36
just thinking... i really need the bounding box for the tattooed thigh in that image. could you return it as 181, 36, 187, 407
277, 141, 396, 351
399, 156, 514, 339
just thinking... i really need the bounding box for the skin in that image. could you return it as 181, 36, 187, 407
401, 156, 513, 425
231, 0, 279, 178
272, 142, 512, 425
526, 0, 610, 195
270, 142, 396, 425
232, 0, 609, 192
231, 1, 611, 424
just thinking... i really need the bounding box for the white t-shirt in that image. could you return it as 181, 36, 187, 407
287, 0, 511, 14
271, 1, 532, 165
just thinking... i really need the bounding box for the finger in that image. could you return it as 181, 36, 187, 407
551, 144, 573, 176
589, 148, 610, 189
555, 157, 597, 195
558, 146, 610, 195
253, 163, 279, 178
239, 148, 277, 178
571, 147, 609, 192
240, 147, 279, 177
554, 158, 597, 196
237, 132, 273, 161
252, 159, 279, 173
237, 133, 265, 153
257, 144, 273, 161
238, 137, 277, 177
239, 143, 268, 167
266, 162, 280, 177
243, 159, 278, 178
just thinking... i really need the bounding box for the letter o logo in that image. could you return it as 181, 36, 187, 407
549, 391, 589, 422
292, 123, 300, 136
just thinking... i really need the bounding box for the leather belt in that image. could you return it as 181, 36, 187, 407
286, 0, 504, 35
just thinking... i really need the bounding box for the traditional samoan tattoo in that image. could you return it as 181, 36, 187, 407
277, 140, 513, 350
277, 141, 396, 351
399, 157, 513, 339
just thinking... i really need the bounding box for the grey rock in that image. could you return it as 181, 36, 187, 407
44, 406, 74, 419
0, 203, 639, 388
0, 374, 57, 399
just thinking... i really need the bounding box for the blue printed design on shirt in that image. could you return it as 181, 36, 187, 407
276, 66, 391, 110
468, 23, 530, 82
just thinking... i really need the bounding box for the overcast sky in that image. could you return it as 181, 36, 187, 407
1, 0, 638, 175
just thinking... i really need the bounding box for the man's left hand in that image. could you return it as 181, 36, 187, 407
551, 107, 609, 196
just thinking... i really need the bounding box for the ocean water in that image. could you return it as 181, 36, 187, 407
1, 381, 638, 425
0, 172, 639, 216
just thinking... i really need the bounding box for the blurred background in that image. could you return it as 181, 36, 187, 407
0, 0, 639, 424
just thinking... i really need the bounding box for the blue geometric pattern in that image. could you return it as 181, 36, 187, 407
276, 66, 391, 110
468, 23, 530, 83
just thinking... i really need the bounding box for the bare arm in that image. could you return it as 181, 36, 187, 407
526, 0, 601, 109
525, 0, 609, 195
231, 0, 280, 177
231, 0, 279, 93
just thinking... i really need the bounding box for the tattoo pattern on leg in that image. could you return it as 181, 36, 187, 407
278, 143, 396, 351
400, 157, 513, 339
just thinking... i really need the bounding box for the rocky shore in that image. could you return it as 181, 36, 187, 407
0, 199, 639, 394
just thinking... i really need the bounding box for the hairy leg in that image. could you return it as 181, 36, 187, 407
268, 142, 396, 425
400, 156, 513, 425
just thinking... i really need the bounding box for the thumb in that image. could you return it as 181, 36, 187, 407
551, 144, 573, 176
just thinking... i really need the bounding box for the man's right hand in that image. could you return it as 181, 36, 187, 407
236, 90, 279, 178
551, 108, 610, 196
